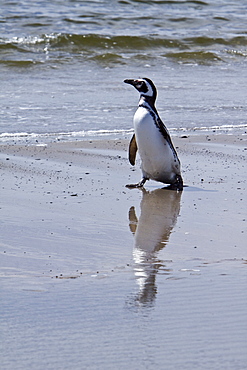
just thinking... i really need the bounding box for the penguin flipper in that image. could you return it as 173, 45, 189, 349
129, 133, 138, 166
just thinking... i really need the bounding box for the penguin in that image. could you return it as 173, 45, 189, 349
124, 78, 183, 191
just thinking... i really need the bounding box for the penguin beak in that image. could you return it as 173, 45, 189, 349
124, 79, 138, 86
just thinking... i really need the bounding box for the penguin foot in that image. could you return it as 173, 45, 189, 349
126, 183, 143, 189
126, 177, 147, 189
167, 175, 183, 191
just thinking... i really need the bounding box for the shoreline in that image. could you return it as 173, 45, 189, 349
0, 124, 246, 146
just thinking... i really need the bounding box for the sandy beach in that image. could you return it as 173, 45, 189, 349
1, 133, 246, 369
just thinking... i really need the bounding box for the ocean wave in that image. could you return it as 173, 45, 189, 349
123, 0, 208, 5
0, 34, 184, 50
1, 32, 247, 67
164, 51, 222, 64
2, 33, 247, 50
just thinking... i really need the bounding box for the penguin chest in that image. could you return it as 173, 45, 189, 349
134, 108, 179, 182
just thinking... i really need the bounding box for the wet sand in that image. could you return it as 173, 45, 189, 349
1, 133, 247, 369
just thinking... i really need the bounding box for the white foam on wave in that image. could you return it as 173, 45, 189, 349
0, 129, 134, 144
172, 123, 247, 133
0, 124, 246, 144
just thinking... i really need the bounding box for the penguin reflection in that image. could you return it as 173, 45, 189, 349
129, 188, 181, 307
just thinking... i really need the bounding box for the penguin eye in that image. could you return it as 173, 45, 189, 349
137, 81, 148, 93
136, 82, 143, 89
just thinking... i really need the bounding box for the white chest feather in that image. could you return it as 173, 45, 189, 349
133, 106, 180, 183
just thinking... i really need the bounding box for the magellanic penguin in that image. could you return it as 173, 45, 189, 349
124, 78, 183, 191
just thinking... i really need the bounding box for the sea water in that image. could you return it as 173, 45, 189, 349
0, 0, 247, 143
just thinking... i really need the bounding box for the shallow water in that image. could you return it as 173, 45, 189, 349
1, 0, 247, 141
2, 264, 246, 370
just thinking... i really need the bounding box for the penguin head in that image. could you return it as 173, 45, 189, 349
124, 78, 157, 103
